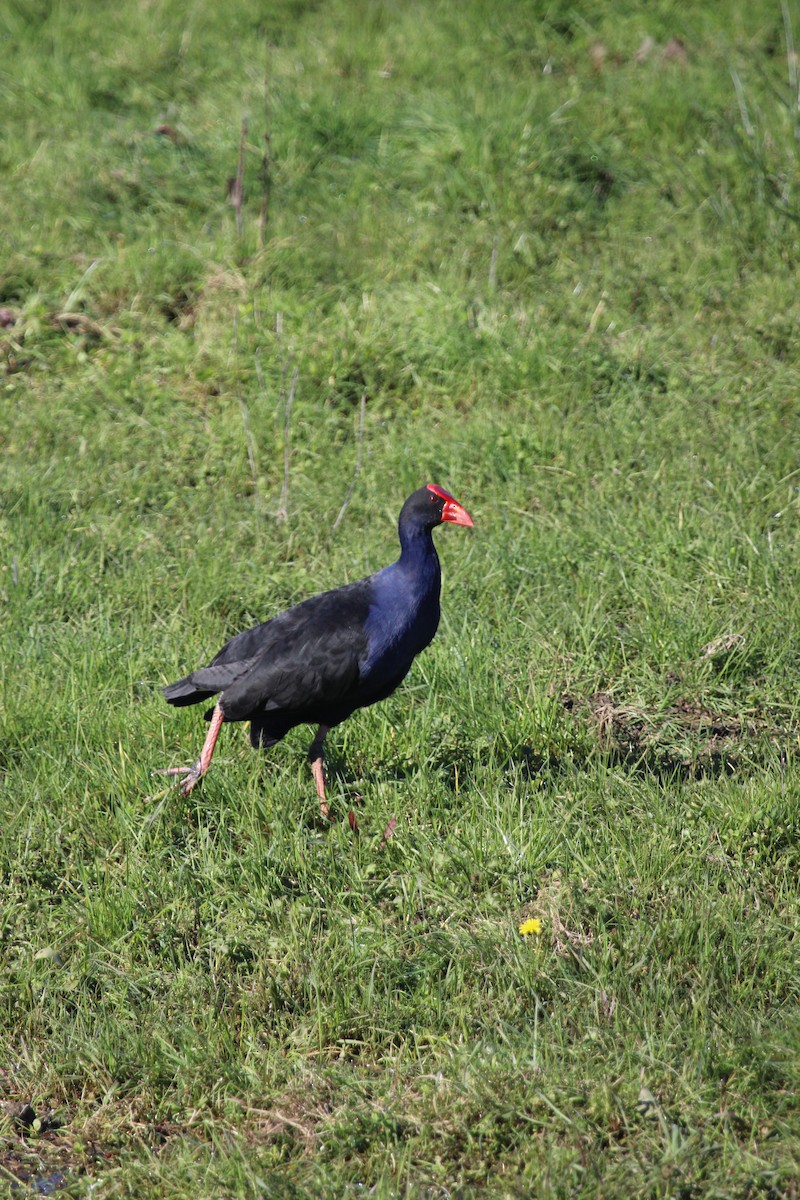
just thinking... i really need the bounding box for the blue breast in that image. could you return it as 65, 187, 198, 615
359, 556, 441, 684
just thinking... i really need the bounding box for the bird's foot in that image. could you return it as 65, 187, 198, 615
153, 759, 204, 797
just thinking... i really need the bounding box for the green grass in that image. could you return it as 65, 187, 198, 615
2, 0, 800, 1195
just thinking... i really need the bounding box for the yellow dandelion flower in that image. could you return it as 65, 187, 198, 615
518, 918, 543, 937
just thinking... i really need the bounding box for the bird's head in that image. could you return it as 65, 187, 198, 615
399, 485, 474, 532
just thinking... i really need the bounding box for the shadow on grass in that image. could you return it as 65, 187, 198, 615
161, 691, 789, 819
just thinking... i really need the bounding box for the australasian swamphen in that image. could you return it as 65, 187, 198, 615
160, 484, 474, 815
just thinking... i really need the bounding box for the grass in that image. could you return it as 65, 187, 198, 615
2, 0, 800, 1195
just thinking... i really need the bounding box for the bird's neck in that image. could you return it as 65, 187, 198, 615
397, 526, 441, 591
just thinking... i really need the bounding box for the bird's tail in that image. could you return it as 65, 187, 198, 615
162, 674, 219, 708
164, 659, 244, 706
164, 657, 256, 708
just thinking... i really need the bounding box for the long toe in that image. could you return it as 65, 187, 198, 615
152, 763, 203, 794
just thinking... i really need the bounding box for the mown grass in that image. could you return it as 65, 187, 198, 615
2, 0, 800, 1195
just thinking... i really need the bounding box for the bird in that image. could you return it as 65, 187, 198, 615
159, 484, 474, 815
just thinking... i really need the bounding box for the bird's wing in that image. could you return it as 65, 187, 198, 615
213, 584, 372, 721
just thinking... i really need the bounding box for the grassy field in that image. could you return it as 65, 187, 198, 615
2, 0, 800, 1195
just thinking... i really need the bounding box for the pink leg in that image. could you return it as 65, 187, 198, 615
162, 703, 225, 797
309, 725, 330, 818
